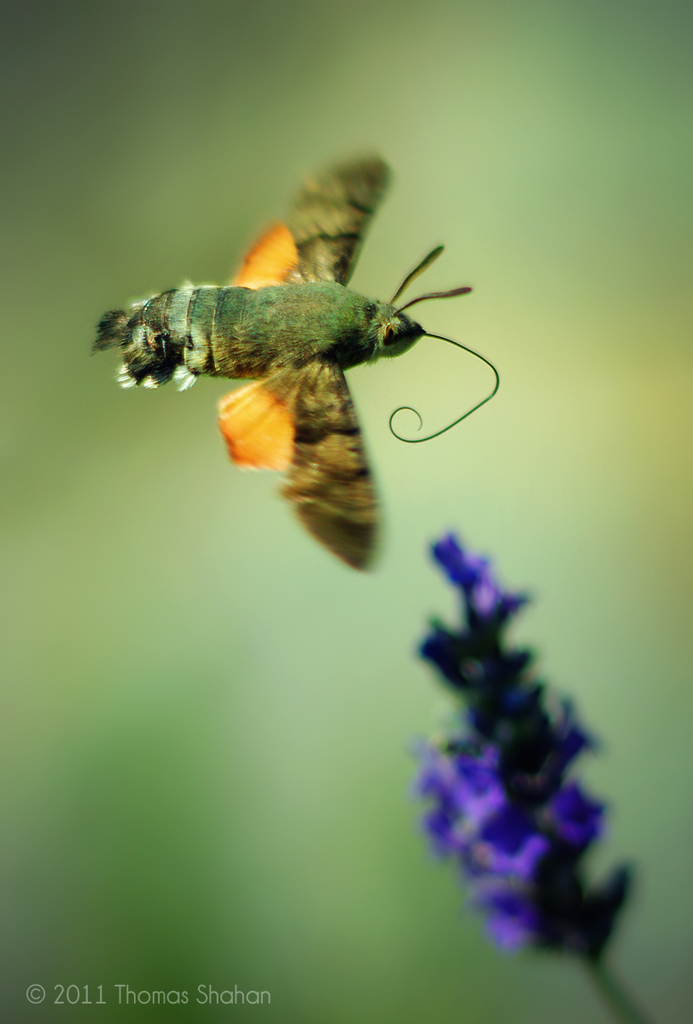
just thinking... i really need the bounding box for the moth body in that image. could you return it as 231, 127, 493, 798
96, 281, 423, 390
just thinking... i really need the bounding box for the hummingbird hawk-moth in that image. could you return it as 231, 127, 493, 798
94, 156, 484, 569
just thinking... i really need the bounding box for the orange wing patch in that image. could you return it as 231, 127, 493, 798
232, 223, 299, 289
218, 382, 294, 471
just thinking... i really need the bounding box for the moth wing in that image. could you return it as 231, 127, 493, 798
280, 360, 379, 570
217, 360, 379, 569
232, 222, 299, 289
284, 156, 390, 285
218, 379, 295, 470
232, 156, 389, 290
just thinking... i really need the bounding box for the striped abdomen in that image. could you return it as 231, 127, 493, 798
95, 285, 277, 389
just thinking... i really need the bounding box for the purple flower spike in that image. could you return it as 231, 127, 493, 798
415, 533, 631, 960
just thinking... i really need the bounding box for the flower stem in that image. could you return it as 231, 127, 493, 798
582, 957, 654, 1024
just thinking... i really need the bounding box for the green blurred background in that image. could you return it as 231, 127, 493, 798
1, 0, 691, 1019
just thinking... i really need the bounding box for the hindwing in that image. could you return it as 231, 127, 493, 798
281, 360, 378, 570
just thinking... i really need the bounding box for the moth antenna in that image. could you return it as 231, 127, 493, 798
395, 285, 472, 314
388, 333, 500, 443
389, 246, 445, 305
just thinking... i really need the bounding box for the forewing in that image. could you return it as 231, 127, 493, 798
232, 156, 389, 290
280, 360, 379, 570
284, 156, 390, 285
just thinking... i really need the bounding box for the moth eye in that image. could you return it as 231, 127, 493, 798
382, 325, 398, 346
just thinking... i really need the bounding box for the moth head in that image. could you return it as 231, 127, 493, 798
93, 303, 185, 388
382, 245, 472, 354
373, 308, 424, 358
